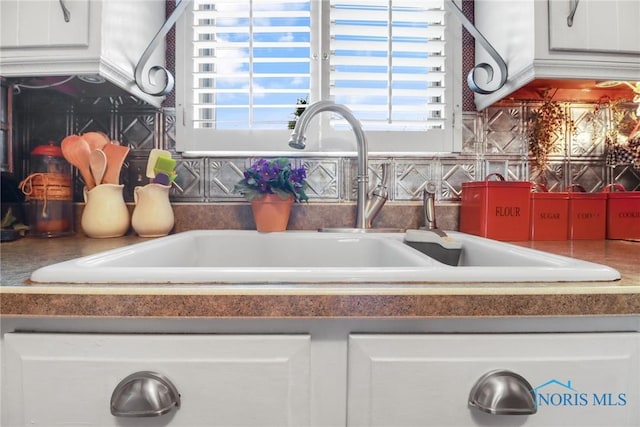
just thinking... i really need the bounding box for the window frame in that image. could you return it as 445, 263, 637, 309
175, 0, 463, 156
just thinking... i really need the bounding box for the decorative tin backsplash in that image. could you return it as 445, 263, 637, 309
12, 91, 640, 203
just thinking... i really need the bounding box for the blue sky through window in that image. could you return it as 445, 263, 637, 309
192, 0, 446, 131
195, 1, 311, 129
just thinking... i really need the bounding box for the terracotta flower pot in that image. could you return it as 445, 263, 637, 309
250, 193, 294, 232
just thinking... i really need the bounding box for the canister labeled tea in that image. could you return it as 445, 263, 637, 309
19, 142, 74, 237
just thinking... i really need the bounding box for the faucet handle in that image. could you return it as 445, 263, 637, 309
365, 163, 390, 228
365, 186, 388, 228
369, 163, 390, 194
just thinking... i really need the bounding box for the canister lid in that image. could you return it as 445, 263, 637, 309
531, 191, 569, 200
31, 142, 63, 157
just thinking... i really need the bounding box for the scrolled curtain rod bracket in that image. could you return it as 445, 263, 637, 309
135, 0, 192, 96
446, 0, 508, 95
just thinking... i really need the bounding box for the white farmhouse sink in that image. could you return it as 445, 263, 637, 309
30, 230, 620, 284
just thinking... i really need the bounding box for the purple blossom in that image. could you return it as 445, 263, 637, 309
235, 157, 309, 202
290, 168, 306, 184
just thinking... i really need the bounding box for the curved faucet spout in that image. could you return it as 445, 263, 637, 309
288, 101, 371, 229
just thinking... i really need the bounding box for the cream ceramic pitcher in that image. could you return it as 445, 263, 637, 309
131, 183, 174, 237
81, 184, 129, 238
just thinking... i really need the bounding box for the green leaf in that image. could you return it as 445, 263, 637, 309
1, 208, 16, 228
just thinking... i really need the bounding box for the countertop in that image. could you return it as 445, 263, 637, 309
1, 234, 639, 318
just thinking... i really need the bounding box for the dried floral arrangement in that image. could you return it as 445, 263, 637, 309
526, 94, 574, 173
596, 99, 638, 144
595, 99, 640, 168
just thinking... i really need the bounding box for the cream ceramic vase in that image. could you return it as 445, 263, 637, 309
131, 183, 174, 237
81, 184, 130, 238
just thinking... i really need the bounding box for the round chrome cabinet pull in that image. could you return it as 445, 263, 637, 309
468, 369, 537, 415
110, 371, 181, 417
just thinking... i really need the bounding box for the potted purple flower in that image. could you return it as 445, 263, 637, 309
235, 158, 308, 231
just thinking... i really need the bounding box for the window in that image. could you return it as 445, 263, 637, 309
175, 0, 462, 155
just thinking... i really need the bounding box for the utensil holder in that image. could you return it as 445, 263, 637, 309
81, 184, 129, 238
131, 184, 174, 237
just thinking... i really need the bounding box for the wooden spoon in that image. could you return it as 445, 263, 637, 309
89, 149, 107, 186
61, 135, 96, 189
82, 131, 110, 151
102, 142, 130, 185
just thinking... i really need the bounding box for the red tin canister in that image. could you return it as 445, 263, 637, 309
567, 185, 606, 240
530, 185, 569, 241
604, 184, 640, 240
460, 174, 532, 241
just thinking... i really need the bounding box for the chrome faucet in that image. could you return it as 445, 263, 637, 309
288, 101, 387, 230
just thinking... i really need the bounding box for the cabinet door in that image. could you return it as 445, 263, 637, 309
348, 333, 639, 427
0, 0, 90, 49
3, 333, 311, 427
548, 0, 640, 54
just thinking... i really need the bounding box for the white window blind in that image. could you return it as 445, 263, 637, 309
191, 0, 311, 130
176, 0, 461, 154
329, 0, 447, 131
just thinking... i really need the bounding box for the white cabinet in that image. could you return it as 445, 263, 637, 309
3, 333, 311, 427
548, 0, 640, 54
0, 0, 165, 106
348, 333, 640, 426
3, 325, 640, 427
473, 0, 640, 110
0, 0, 90, 49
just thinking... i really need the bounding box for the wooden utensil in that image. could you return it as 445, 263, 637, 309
89, 149, 107, 186
82, 132, 110, 151
61, 135, 96, 189
102, 143, 130, 185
